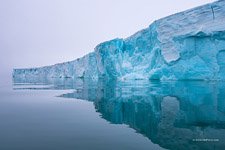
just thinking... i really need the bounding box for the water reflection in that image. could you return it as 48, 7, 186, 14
13, 77, 225, 150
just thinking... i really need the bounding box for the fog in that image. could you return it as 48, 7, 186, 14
0, 0, 214, 79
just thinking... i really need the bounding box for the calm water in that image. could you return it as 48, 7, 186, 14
0, 77, 225, 150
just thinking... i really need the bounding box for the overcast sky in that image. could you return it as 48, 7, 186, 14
0, 0, 214, 77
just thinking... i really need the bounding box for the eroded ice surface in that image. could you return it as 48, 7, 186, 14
13, 0, 225, 80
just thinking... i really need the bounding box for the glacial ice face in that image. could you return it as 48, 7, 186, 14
13, 52, 99, 80
13, 0, 225, 81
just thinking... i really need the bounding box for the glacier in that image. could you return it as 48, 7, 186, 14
13, 0, 225, 81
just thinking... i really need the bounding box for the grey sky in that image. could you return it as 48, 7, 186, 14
0, 0, 214, 77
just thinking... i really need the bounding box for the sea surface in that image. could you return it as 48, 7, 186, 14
0, 77, 225, 150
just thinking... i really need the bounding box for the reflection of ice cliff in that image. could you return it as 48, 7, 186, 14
13, 1, 225, 81
60, 80, 225, 150
13, 77, 225, 150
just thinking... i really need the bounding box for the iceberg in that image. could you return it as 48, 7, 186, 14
13, 0, 225, 81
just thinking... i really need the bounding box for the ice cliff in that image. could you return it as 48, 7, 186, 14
13, 0, 225, 81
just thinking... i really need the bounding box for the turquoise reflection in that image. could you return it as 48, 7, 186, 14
13, 77, 225, 150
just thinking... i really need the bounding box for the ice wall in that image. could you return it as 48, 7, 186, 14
13, 0, 225, 81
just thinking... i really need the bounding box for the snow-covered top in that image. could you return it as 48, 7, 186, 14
13, 0, 225, 81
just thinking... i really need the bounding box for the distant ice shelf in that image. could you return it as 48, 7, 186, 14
13, 0, 225, 81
